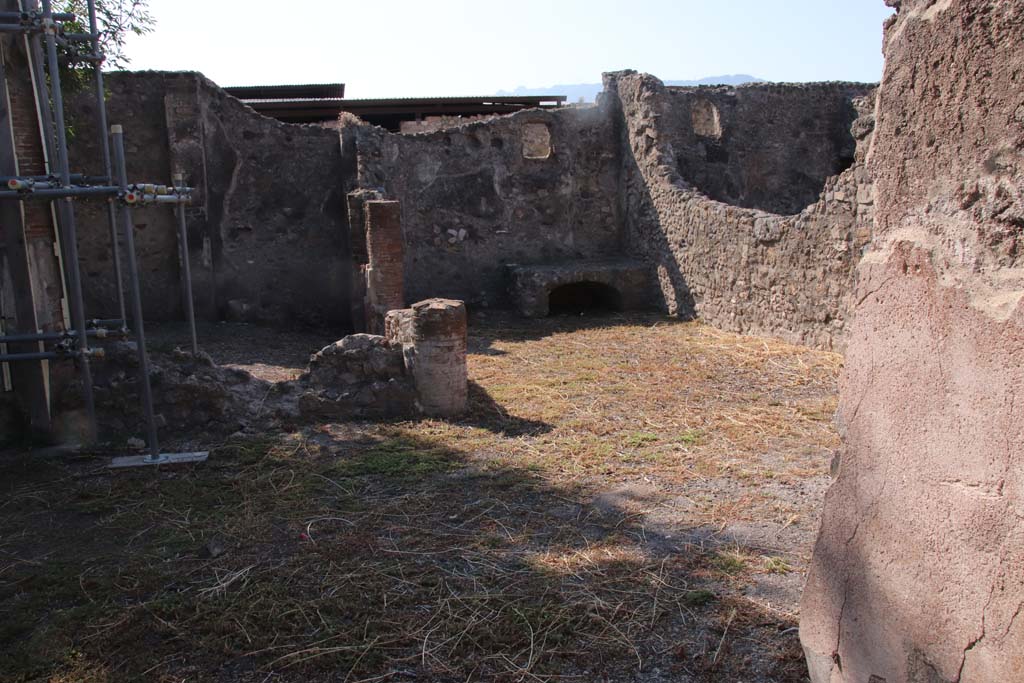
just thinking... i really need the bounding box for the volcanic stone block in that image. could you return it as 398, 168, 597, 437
299, 334, 415, 419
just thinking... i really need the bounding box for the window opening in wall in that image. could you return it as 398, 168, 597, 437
548, 282, 622, 315
691, 98, 722, 139
522, 122, 552, 159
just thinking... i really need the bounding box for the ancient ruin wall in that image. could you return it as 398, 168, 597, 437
664, 83, 864, 215
800, 1, 1024, 681
346, 106, 623, 307
606, 72, 875, 349
69, 73, 354, 327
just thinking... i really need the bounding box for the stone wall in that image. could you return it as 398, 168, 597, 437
297, 333, 415, 420
605, 72, 876, 349
800, 1, 1024, 680
663, 83, 865, 215
346, 105, 623, 308
55, 68, 882, 354
68, 72, 354, 327
59, 69, 879, 352
508, 260, 654, 317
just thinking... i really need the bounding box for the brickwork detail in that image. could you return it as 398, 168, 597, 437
364, 200, 404, 334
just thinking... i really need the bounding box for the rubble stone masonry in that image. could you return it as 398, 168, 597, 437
605, 73, 876, 350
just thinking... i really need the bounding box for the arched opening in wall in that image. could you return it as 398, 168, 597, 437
548, 282, 622, 315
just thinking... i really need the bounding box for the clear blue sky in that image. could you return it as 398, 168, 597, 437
122, 0, 894, 98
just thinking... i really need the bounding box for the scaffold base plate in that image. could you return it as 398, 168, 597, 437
109, 451, 209, 468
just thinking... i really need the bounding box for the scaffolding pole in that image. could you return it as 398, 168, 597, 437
110, 124, 160, 461
173, 173, 198, 355
3, 2, 205, 464
85, 0, 127, 325
39, 0, 96, 439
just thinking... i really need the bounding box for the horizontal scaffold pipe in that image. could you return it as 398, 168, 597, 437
0, 185, 193, 201
0, 351, 63, 362
0, 186, 120, 199
0, 10, 75, 21
2, 173, 109, 184
0, 327, 127, 344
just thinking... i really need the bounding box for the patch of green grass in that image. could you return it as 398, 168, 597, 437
762, 556, 793, 574
623, 432, 659, 448
710, 551, 748, 575
677, 429, 704, 446
681, 589, 717, 607
333, 437, 456, 480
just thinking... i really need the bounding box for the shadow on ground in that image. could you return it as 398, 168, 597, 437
466, 309, 692, 358
0, 428, 807, 683
1, 313, 836, 682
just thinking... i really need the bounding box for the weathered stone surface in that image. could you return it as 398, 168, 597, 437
386, 299, 468, 418
300, 299, 467, 420
605, 73, 876, 350
67, 72, 353, 327
666, 83, 865, 216
346, 189, 383, 332
299, 334, 415, 419
345, 106, 624, 309
507, 260, 654, 317
59, 67, 879, 354
800, 1, 1024, 681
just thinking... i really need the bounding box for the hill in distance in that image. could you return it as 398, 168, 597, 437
497, 75, 764, 103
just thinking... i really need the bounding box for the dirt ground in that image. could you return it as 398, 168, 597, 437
0, 312, 840, 682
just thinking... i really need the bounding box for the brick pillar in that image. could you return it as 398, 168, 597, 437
386, 298, 467, 418
364, 200, 404, 334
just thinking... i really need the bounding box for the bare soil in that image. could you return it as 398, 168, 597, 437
0, 312, 840, 682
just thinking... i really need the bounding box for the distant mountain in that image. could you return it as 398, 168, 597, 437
497, 75, 764, 104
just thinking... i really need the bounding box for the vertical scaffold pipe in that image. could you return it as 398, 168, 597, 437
86, 0, 127, 326
111, 125, 160, 461
22, 1, 56, 168
39, 0, 96, 439
173, 173, 198, 355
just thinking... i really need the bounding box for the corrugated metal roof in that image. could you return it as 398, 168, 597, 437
224, 83, 345, 100
338, 95, 567, 105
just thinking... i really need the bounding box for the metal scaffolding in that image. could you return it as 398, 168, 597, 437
0, 0, 204, 466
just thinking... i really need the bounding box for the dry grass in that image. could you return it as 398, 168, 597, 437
0, 312, 838, 682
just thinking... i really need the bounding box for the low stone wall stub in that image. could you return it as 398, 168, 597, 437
297, 333, 416, 420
